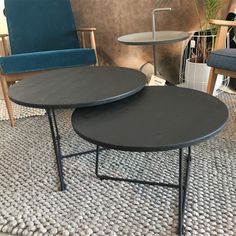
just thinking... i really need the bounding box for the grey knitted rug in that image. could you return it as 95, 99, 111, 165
0, 100, 45, 121
0, 93, 235, 236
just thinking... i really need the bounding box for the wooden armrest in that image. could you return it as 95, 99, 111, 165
209, 20, 236, 50
209, 19, 236, 27
0, 34, 9, 56
76, 27, 98, 64
76, 27, 96, 32
0, 34, 8, 38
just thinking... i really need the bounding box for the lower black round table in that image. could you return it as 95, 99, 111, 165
9, 66, 146, 191
72, 86, 228, 236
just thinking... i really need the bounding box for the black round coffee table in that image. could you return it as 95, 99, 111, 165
72, 86, 228, 236
9, 66, 146, 108
9, 66, 146, 191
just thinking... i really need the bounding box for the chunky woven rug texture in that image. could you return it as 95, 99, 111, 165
0, 100, 45, 121
0, 93, 235, 236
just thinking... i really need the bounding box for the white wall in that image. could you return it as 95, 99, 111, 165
0, 0, 8, 56
0, 0, 7, 33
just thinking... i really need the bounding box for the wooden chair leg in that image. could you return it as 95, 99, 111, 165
207, 68, 218, 95
0, 76, 14, 126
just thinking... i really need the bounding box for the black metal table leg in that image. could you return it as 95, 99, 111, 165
178, 148, 184, 236
182, 147, 191, 216
47, 109, 66, 191
178, 147, 192, 235
95, 146, 179, 187
95, 145, 192, 236
52, 109, 61, 141
46, 109, 108, 191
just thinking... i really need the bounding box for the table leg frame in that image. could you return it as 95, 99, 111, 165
46, 109, 105, 191
95, 145, 192, 236
47, 109, 66, 191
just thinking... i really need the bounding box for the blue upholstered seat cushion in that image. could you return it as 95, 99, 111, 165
207, 48, 236, 72
0, 48, 96, 74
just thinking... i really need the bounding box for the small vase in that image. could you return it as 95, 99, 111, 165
184, 58, 223, 96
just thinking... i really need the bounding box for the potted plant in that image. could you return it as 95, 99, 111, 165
184, 0, 227, 95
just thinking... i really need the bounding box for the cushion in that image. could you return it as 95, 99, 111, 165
207, 48, 236, 72
0, 48, 96, 74
4, 0, 80, 54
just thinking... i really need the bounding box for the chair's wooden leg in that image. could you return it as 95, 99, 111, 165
207, 68, 218, 95
0, 76, 14, 126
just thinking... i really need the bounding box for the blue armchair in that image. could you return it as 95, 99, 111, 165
0, 0, 97, 126
207, 19, 236, 94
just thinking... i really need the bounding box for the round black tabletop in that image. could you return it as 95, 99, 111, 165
9, 66, 146, 109
72, 86, 228, 152
118, 31, 190, 45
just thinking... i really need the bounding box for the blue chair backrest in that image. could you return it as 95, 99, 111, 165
4, 0, 80, 54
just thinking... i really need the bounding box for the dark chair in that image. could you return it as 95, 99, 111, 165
207, 20, 236, 94
0, 0, 98, 126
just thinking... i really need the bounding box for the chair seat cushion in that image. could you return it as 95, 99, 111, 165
207, 48, 236, 72
0, 48, 96, 75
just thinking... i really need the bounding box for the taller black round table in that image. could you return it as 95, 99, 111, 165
9, 66, 146, 191
72, 86, 228, 236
